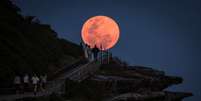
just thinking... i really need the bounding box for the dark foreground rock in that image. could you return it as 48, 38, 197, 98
86, 61, 193, 101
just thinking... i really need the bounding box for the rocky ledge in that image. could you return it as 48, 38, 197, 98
87, 59, 192, 101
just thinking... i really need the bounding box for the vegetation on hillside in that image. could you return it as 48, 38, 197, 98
0, 0, 82, 87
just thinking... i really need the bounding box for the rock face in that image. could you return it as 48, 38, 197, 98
88, 59, 193, 101
0, 0, 82, 89
0, 0, 193, 101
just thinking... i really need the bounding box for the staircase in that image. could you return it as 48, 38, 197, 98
0, 60, 100, 101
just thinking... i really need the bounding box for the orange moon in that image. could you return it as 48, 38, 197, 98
81, 15, 120, 50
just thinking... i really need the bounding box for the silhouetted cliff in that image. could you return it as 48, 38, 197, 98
0, 1, 192, 101
0, 0, 82, 88
65, 58, 192, 101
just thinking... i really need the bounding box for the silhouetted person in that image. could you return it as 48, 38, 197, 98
80, 42, 83, 49
80, 41, 90, 60
40, 74, 47, 91
84, 44, 90, 59
80, 42, 84, 58
32, 74, 39, 95
92, 45, 100, 61
14, 75, 21, 94
86, 44, 93, 61
23, 74, 29, 92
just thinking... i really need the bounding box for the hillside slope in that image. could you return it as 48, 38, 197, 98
0, 0, 82, 87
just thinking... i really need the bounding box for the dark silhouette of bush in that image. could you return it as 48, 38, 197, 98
0, 0, 82, 88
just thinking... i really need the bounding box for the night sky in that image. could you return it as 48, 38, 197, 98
14, 0, 201, 101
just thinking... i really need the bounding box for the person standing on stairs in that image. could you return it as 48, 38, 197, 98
80, 41, 90, 61
14, 75, 21, 94
92, 45, 100, 61
23, 74, 29, 93
40, 74, 47, 91
32, 74, 39, 95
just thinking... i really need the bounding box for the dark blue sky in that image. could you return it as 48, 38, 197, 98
14, 0, 200, 100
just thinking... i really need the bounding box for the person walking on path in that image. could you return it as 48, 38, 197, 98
31, 74, 39, 95
23, 74, 29, 92
14, 75, 21, 94
40, 74, 47, 91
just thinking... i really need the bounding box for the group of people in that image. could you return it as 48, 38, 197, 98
80, 42, 100, 61
14, 73, 47, 95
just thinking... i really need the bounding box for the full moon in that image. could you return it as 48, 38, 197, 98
81, 15, 120, 50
